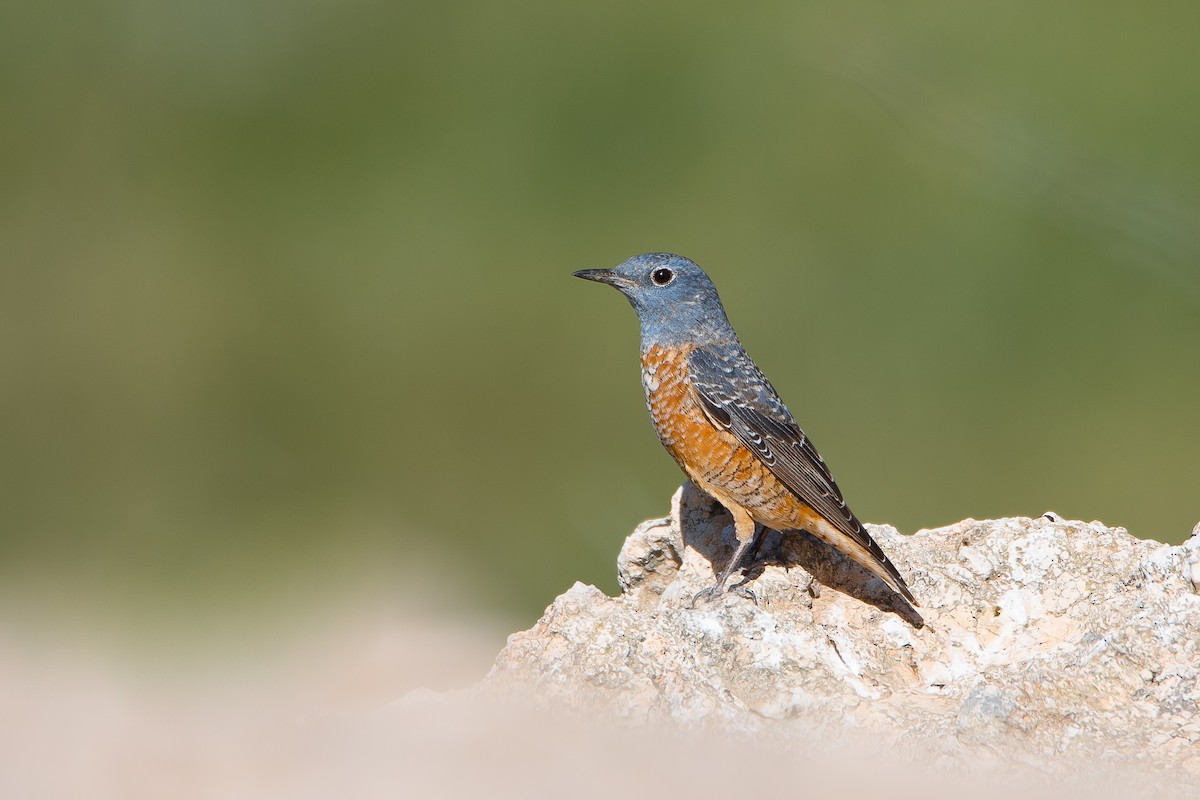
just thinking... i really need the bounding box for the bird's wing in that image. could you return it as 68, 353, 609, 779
686, 347, 878, 556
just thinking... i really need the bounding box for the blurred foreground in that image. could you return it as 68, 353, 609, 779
2, 603, 1195, 799
0, 588, 507, 798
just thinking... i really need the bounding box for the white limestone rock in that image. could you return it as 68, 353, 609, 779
488, 483, 1200, 778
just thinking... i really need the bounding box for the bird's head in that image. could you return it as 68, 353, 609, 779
573, 253, 734, 346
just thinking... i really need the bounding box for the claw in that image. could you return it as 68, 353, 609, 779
690, 581, 757, 608
690, 585, 723, 608
731, 584, 758, 605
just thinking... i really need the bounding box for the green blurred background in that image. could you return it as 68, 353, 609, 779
2, 1, 1198, 637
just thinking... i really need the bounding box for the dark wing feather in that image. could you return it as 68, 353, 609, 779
687, 347, 852, 529
687, 347, 909, 596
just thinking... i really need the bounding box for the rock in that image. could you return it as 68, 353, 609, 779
487, 482, 1200, 778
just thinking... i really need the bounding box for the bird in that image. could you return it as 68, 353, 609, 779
574, 253, 918, 609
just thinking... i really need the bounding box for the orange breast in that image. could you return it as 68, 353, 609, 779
641, 343, 727, 472
641, 344, 810, 531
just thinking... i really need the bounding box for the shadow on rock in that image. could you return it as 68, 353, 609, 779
677, 481, 924, 627
779, 531, 924, 628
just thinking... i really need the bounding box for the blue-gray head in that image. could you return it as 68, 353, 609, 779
574, 253, 738, 347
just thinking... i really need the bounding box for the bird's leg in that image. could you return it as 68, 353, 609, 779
691, 506, 759, 606
728, 524, 770, 601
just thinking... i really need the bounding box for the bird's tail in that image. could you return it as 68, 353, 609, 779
810, 515, 920, 609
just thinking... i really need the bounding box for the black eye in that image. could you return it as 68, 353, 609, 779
651, 267, 674, 286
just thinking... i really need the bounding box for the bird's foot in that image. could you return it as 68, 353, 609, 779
689, 578, 757, 607
689, 584, 724, 607
729, 576, 758, 605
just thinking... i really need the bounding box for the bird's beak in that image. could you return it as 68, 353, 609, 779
573, 268, 630, 288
